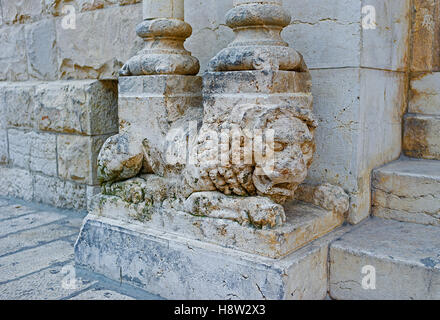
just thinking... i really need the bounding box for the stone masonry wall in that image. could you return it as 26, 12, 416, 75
0, 0, 433, 219
0, 0, 140, 210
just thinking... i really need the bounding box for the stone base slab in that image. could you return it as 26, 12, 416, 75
90, 194, 345, 259
75, 215, 350, 300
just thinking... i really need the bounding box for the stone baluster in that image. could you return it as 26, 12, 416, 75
120, 0, 200, 76
208, 0, 306, 72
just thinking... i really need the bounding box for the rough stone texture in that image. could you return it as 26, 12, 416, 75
2, 83, 35, 130
0, 167, 33, 202
75, 215, 351, 300
44, 0, 142, 16
119, 18, 199, 76
1, 0, 43, 25
0, 240, 74, 283
372, 159, 440, 226
57, 134, 110, 185
0, 198, 159, 300
183, 0, 411, 224
403, 114, 440, 160
86, 185, 101, 211
0, 203, 36, 221
0, 220, 79, 256
33, 174, 87, 210
34, 80, 118, 135
186, 0, 411, 72
411, 0, 440, 72
8, 129, 57, 176
329, 218, 440, 300
89, 192, 346, 259
0, 79, 119, 209
409, 72, 440, 115
0, 126, 7, 164
0, 211, 64, 238
307, 68, 406, 224
24, 19, 58, 80
56, 4, 143, 79
360, 0, 411, 71
0, 25, 28, 81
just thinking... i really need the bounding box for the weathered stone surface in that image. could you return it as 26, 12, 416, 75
372, 159, 440, 226
86, 185, 101, 211
361, 0, 411, 71
44, 0, 142, 16
330, 218, 440, 300
70, 288, 135, 300
0, 211, 63, 238
35, 80, 118, 135
8, 129, 57, 176
207, 1, 309, 74
307, 68, 405, 224
403, 114, 440, 160
0, 129, 7, 164
89, 192, 346, 259
184, 0, 234, 73
0, 25, 28, 80
57, 134, 110, 185
119, 18, 200, 76
56, 4, 143, 79
2, 82, 35, 129
0, 203, 36, 221
98, 75, 202, 183
0, 220, 79, 256
0, 240, 73, 283
33, 175, 87, 210
75, 215, 350, 299
0, 264, 95, 300
1, 0, 43, 24
0, 167, 33, 202
411, 0, 440, 72
24, 19, 58, 80
409, 72, 440, 115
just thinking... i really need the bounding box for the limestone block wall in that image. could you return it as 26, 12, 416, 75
0, 0, 139, 210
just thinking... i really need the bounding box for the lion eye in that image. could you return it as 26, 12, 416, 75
273, 142, 285, 152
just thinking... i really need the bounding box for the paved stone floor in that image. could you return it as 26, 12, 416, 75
0, 197, 161, 300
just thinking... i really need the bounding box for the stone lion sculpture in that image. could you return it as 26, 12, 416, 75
97, 96, 322, 229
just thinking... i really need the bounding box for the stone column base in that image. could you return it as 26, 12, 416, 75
75, 215, 346, 300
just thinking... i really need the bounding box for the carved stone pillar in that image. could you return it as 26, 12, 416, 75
120, 0, 199, 76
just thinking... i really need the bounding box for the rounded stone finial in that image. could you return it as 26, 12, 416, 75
120, 0, 199, 76
208, 0, 306, 72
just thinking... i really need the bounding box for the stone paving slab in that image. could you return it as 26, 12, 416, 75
0, 196, 161, 300
0, 222, 78, 257
0, 211, 64, 237
0, 262, 96, 300
0, 200, 10, 207
70, 288, 136, 300
0, 204, 36, 221
0, 240, 74, 283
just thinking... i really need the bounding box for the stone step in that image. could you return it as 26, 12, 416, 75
329, 217, 440, 300
403, 114, 440, 160
372, 158, 440, 226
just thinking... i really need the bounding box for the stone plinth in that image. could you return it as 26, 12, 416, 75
87, 193, 345, 259
75, 214, 349, 300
